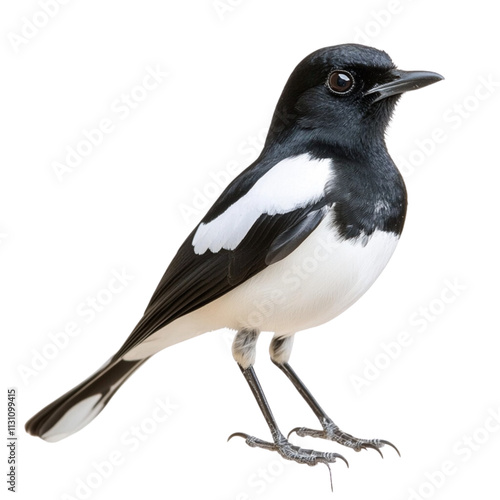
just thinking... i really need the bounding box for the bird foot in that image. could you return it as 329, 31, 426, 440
287, 419, 400, 458
228, 432, 348, 490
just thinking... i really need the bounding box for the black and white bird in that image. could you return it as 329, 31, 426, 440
26, 44, 442, 473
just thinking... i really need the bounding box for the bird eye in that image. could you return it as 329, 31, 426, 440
327, 70, 354, 94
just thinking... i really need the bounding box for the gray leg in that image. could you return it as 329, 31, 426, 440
229, 329, 347, 484
269, 336, 400, 458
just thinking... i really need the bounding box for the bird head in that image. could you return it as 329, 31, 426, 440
266, 44, 443, 155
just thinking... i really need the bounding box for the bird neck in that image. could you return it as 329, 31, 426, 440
264, 117, 390, 160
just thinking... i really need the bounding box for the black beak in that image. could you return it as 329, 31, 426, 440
366, 69, 444, 102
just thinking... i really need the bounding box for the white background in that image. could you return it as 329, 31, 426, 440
2, 1, 500, 499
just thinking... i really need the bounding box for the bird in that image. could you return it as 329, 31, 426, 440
26, 44, 442, 477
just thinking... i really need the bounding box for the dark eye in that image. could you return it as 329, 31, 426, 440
327, 70, 354, 94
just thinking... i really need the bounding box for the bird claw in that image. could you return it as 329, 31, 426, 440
287, 423, 400, 458
376, 439, 401, 457
227, 432, 249, 442
228, 430, 349, 480
359, 441, 384, 458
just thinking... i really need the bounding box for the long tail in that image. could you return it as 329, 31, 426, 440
25, 357, 148, 442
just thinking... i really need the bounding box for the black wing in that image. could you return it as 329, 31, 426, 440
114, 202, 331, 360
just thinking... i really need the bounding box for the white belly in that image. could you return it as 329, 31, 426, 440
124, 217, 399, 360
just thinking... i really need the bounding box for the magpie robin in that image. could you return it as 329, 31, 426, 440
26, 44, 442, 475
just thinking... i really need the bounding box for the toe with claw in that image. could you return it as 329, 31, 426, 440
228, 431, 348, 490
287, 418, 400, 458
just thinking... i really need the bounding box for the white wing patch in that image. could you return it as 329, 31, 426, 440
192, 154, 332, 254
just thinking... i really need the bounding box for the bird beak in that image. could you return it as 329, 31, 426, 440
366, 69, 444, 102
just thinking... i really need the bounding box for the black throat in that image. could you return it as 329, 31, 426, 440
316, 142, 407, 240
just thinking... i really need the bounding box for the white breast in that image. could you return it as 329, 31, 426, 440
207, 215, 400, 334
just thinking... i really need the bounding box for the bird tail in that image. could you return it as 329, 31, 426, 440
25, 357, 148, 442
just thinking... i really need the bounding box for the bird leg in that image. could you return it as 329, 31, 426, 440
229, 329, 347, 482
270, 337, 399, 457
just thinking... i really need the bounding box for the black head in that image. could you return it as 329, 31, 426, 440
266, 44, 443, 155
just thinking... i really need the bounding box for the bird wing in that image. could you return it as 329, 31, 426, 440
115, 154, 333, 358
